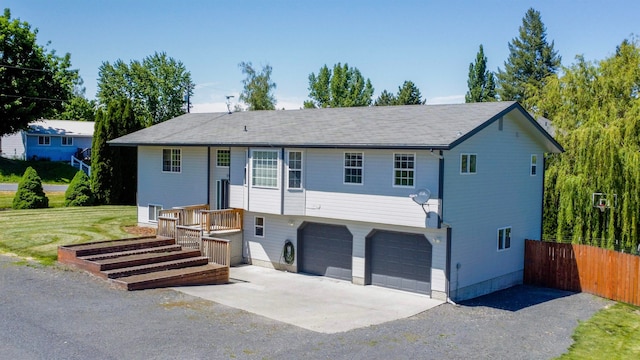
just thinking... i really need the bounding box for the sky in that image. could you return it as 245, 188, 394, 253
4, 0, 639, 113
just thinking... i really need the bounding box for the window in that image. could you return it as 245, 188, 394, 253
287, 151, 302, 189
217, 149, 230, 167
162, 148, 181, 173
252, 150, 278, 188
38, 136, 50, 145
530, 154, 537, 176
498, 227, 512, 250
61, 136, 73, 146
344, 152, 363, 184
460, 154, 477, 174
148, 204, 162, 222
254, 216, 265, 237
394, 153, 415, 187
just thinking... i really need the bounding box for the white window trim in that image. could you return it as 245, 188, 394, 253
148, 204, 163, 223
286, 150, 303, 190
61, 136, 73, 146
162, 148, 182, 173
497, 226, 512, 251
216, 149, 230, 168
530, 154, 538, 176
343, 152, 364, 185
254, 216, 265, 238
38, 136, 51, 146
393, 152, 416, 188
250, 149, 280, 189
460, 153, 477, 175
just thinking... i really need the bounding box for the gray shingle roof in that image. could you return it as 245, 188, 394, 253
28, 120, 95, 136
109, 101, 562, 152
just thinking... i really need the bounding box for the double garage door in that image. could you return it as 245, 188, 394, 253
298, 223, 432, 295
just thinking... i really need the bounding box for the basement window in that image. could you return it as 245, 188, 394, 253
254, 216, 265, 237
149, 204, 163, 222
497, 227, 511, 251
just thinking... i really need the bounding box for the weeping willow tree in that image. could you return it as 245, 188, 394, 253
532, 39, 640, 251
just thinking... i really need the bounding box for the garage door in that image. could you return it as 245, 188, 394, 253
298, 223, 352, 281
367, 231, 432, 294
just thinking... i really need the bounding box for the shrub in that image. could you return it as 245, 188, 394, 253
12, 166, 49, 209
65, 171, 95, 207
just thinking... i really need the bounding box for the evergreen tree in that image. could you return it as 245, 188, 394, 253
533, 39, 640, 251
238, 62, 277, 111
304, 63, 374, 108
497, 8, 561, 103
374, 90, 397, 106
64, 171, 94, 206
396, 81, 426, 105
12, 167, 48, 209
466, 45, 497, 102
91, 99, 142, 205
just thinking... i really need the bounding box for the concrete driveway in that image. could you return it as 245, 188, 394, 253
175, 265, 443, 333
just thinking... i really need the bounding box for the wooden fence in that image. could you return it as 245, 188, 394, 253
524, 240, 640, 306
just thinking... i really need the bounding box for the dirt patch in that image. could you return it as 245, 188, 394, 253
124, 226, 157, 236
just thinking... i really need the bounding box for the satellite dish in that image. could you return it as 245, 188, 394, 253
410, 189, 431, 205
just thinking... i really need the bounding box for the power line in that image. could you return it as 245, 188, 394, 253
0, 64, 49, 72
0, 94, 65, 102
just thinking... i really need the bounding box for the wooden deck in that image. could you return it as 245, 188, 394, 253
58, 237, 229, 290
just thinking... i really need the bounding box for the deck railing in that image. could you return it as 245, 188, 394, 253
174, 204, 209, 226
157, 216, 178, 238
70, 155, 91, 176
201, 236, 231, 266
200, 208, 243, 232
176, 225, 202, 249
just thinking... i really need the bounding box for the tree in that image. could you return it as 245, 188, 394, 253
304, 63, 374, 108
12, 167, 48, 209
375, 81, 426, 106
0, 9, 78, 136
97, 52, 193, 127
238, 62, 276, 111
466, 45, 497, 102
55, 95, 97, 121
496, 8, 561, 103
374, 90, 397, 106
532, 39, 640, 252
91, 99, 142, 205
64, 170, 94, 206
396, 81, 426, 105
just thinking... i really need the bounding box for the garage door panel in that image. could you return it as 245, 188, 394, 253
300, 223, 352, 281
368, 231, 432, 295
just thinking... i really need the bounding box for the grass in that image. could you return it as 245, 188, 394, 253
558, 302, 640, 359
0, 157, 79, 184
0, 191, 66, 209
0, 205, 137, 265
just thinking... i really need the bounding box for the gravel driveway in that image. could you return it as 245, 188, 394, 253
0, 255, 610, 359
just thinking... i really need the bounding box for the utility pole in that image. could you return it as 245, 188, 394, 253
184, 83, 191, 113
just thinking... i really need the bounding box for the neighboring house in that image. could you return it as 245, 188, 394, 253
109, 101, 563, 302
0, 120, 94, 162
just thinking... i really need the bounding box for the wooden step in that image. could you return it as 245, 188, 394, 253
102, 256, 210, 279
58, 236, 174, 266
79, 244, 183, 261
112, 264, 229, 290
81, 249, 203, 273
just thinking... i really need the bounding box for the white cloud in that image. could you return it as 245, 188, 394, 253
427, 95, 465, 105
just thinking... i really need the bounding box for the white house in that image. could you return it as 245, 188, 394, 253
0, 120, 94, 161
109, 101, 563, 302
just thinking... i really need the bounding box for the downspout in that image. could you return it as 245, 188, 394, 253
438, 150, 444, 228
540, 154, 546, 239
207, 147, 211, 206
445, 227, 455, 305
281, 148, 285, 215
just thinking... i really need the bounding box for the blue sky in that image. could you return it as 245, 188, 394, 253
5, 0, 639, 112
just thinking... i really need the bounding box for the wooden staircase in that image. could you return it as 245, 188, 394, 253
58, 236, 229, 290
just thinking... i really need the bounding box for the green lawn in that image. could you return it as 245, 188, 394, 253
0, 157, 79, 184
557, 302, 640, 359
0, 191, 65, 209
0, 205, 137, 264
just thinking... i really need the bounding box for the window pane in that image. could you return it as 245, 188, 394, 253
461, 155, 467, 173
470, 155, 476, 173
394, 154, 414, 186
252, 151, 278, 188
217, 150, 230, 167
498, 229, 504, 250
505, 228, 511, 248
344, 153, 363, 184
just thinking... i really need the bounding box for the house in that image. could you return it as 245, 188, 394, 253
0, 119, 94, 162
109, 101, 563, 302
